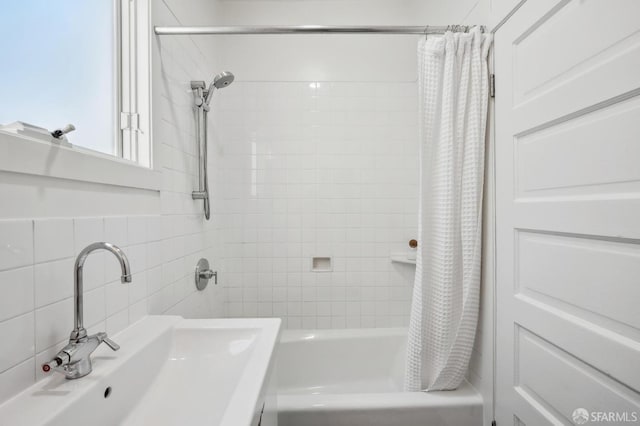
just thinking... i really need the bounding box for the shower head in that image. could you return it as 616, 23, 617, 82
213, 71, 234, 89
205, 71, 234, 105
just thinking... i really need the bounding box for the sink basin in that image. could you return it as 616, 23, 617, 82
0, 316, 281, 426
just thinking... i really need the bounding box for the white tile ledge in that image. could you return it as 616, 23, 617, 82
0, 131, 161, 191
390, 253, 417, 265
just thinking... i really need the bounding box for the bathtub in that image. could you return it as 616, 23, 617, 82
276, 328, 482, 426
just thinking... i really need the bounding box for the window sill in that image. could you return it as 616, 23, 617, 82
0, 131, 161, 191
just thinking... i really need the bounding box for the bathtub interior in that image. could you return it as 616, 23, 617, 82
277, 328, 408, 395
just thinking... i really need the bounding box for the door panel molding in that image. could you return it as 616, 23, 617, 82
495, 0, 640, 424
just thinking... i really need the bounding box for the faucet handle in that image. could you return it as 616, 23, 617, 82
96, 332, 120, 351
41, 350, 71, 374
42, 359, 62, 373
103, 336, 120, 351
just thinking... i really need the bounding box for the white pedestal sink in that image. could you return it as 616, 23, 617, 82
0, 316, 281, 426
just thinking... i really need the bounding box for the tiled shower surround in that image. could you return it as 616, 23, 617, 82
211, 81, 420, 329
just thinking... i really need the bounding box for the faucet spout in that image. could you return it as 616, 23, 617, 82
72, 242, 131, 341
41, 242, 131, 379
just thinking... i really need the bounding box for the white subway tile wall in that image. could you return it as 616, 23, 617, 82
211, 81, 420, 329
0, 214, 219, 402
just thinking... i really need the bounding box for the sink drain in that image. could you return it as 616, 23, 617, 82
104, 387, 112, 398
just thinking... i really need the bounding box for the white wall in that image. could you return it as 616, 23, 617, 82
168, 0, 489, 82
150, 0, 225, 317
211, 80, 419, 329
0, 0, 224, 404
193, 0, 427, 329
207, 0, 420, 82
200, 0, 492, 336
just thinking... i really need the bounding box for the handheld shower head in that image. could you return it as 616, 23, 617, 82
213, 71, 235, 89
205, 71, 235, 105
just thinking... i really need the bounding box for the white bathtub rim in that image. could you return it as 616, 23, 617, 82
277, 380, 482, 412
279, 327, 407, 343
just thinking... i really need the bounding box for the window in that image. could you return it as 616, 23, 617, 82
0, 0, 150, 167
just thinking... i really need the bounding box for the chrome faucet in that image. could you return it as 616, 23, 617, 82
42, 242, 132, 379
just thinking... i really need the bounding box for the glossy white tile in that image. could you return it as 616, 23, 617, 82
105, 309, 129, 336
34, 258, 74, 308
210, 81, 417, 328
83, 286, 106, 328
34, 219, 73, 263
0, 266, 34, 322
0, 358, 34, 403
104, 217, 128, 248
0, 220, 34, 271
105, 280, 129, 317
0, 313, 35, 372
73, 217, 104, 254
34, 298, 73, 352
127, 216, 148, 245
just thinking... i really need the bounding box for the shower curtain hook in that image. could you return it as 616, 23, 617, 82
424, 25, 429, 40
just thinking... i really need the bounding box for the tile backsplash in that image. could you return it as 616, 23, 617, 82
211, 81, 420, 329
0, 214, 219, 403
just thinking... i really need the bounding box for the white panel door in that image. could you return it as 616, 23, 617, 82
494, 0, 640, 424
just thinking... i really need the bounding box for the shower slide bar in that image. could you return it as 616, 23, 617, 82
154, 25, 485, 36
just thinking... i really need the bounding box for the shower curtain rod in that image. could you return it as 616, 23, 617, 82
154, 25, 484, 35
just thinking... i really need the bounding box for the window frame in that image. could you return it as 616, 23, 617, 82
0, 0, 158, 191
119, 0, 151, 168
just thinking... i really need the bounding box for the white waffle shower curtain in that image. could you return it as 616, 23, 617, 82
405, 27, 492, 392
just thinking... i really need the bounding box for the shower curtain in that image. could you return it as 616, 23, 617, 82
405, 27, 492, 392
